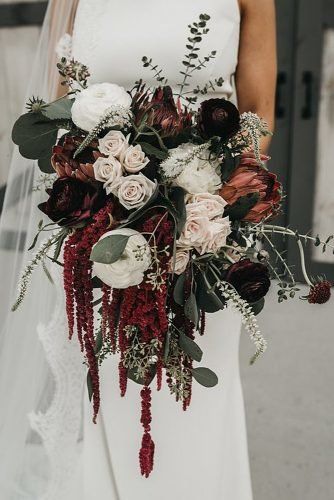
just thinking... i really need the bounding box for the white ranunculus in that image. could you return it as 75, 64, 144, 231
168, 249, 190, 275
185, 192, 227, 219
71, 83, 132, 132
120, 144, 149, 173
93, 156, 122, 189
98, 130, 129, 158
110, 173, 156, 210
92, 228, 151, 288
174, 161, 222, 194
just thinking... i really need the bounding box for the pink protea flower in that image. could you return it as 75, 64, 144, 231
219, 152, 282, 223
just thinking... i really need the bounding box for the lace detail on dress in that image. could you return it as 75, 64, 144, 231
29, 268, 85, 500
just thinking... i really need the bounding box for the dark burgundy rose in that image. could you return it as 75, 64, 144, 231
225, 258, 271, 303
197, 98, 240, 140
38, 177, 102, 227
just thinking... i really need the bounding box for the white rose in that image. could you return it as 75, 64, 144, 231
110, 173, 156, 210
98, 130, 129, 158
93, 156, 122, 189
120, 144, 149, 173
185, 192, 227, 219
198, 217, 231, 255
168, 249, 190, 275
71, 83, 132, 132
174, 162, 222, 194
177, 212, 212, 250
92, 228, 151, 288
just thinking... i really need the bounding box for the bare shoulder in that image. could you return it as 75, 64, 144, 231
238, 0, 275, 16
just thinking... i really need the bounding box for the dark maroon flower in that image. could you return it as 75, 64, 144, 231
38, 177, 103, 227
225, 258, 271, 303
307, 280, 332, 304
51, 135, 101, 182
132, 84, 193, 137
197, 98, 240, 140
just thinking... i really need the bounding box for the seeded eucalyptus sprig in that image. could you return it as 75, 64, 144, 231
177, 13, 216, 97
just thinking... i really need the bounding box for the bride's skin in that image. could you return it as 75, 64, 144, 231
237, 0, 277, 152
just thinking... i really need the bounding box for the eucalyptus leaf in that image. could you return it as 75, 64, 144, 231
94, 329, 103, 354
250, 297, 265, 316
139, 141, 169, 160
195, 270, 225, 313
37, 154, 54, 173
12, 112, 60, 162
179, 333, 203, 362
41, 98, 73, 120
221, 150, 240, 181
90, 234, 130, 264
191, 367, 218, 388
87, 371, 93, 401
173, 273, 186, 306
184, 292, 199, 325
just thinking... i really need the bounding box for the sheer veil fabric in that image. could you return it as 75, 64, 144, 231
0, 2, 84, 498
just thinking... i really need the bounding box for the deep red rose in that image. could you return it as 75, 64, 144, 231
197, 98, 240, 140
220, 153, 282, 223
225, 258, 271, 303
38, 177, 103, 227
132, 84, 192, 137
51, 135, 101, 182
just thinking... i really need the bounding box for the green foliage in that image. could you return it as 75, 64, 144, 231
12, 112, 60, 173
173, 273, 186, 306
249, 297, 265, 316
178, 332, 203, 362
225, 193, 260, 221
191, 367, 218, 388
141, 56, 168, 84
90, 234, 130, 264
41, 97, 73, 120
139, 141, 169, 160
184, 291, 199, 325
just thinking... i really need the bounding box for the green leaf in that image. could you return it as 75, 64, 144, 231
94, 329, 103, 354
191, 367, 218, 387
87, 371, 93, 401
127, 366, 156, 386
41, 98, 73, 120
12, 112, 59, 163
179, 333, 203, 362
90, 234, 130, 264
195, 270, 225, 313
250, 297, 265, 316
221, 150, 240, 181
225, 193, 260, 221
173, 273, 186, 306
185, 291, 199, 325
38, 155, 54, 173
139, 141, 169, 160
169, 187, 187, 237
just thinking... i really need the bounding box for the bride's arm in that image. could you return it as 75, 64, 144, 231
236, 0, 277, 152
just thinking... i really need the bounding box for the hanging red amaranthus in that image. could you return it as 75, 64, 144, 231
63, 200, 115, 423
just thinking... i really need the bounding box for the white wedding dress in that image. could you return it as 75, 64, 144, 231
66, 1, 253, 499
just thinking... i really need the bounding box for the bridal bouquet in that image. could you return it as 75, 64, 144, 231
12, 14, 333, 477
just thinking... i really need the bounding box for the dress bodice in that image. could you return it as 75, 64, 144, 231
71, 0, 240, 101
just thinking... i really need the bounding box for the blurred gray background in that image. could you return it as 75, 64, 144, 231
0, 1, 333, 499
